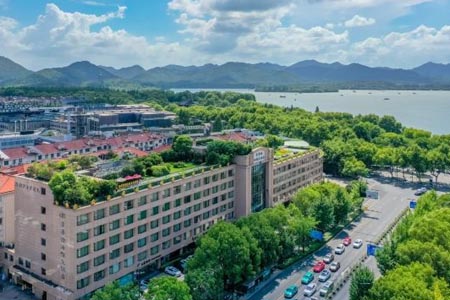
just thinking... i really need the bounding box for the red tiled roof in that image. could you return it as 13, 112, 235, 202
34, 143, 59, 155
1, 163, 32, 175
214, 132, 250, 143
1, 147, 29, 160
0, 174, 15, 194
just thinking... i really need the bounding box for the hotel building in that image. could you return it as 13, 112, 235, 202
2, 147, 322, 300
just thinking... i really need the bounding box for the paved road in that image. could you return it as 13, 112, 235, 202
249, 178, 413, 300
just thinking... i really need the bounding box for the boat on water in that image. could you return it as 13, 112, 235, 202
384, 97, 390, 100
280, 95, 286, 98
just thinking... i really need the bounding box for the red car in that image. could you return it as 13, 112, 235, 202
313, 261, 326, 273
343, 237, 352, 246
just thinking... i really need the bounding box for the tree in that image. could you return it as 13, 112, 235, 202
427, 145, 450, 183
379, 115, 402, 133
173, 135, 193, 160
341, 157, 368, 178
212, 117, 223, 132
144, 277, 192, 300
350, 266, 374, 300
373, 147, 397, 178
314, 195, 335, 231
288, 205, 317, 252
91, 282, 139, 300
185, 267, 223, 300
367, 263, 447, 300
334, 188, 351, 225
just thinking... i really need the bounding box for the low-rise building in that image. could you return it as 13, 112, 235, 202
2, 146, 322, 300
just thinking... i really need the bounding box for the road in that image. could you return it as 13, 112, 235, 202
249, 178, 414, 300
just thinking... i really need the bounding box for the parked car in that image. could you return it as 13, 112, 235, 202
139, 279, 150, 292
343, 237, 352, 246
334, 244, 345, 255
164, 266, 182, 277
180, 255, 193, 270
414, 187, 427, 196
303, 283, 317, 297
330, 262, 341, 272
319, 280, 334, 297
323, 253, 334, 264
318, 269, 331, 282
301, 272, 314, 284
353, 239, 363, 249
313, 261, 326, 273
284, 285, 298, 298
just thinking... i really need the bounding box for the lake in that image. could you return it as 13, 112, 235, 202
173, 89, 450, 135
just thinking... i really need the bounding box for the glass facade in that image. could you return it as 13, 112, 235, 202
251, 163, 266, 212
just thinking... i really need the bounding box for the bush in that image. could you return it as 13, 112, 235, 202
151, 165, 171, 177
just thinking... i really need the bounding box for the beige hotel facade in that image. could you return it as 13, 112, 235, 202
1, 147, 323, 300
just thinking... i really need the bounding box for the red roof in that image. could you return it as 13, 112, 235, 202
34, 143, 59, 155
1, 163, 32, 175
0, 174, 15, 194
1, 147, 29, 160
214, 132, 250, 143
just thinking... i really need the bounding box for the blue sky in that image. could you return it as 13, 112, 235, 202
0, 0, 449, 70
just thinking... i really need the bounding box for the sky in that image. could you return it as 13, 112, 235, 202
0, 0, 449, 70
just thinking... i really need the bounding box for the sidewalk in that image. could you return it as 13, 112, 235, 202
0, 282, 38, 300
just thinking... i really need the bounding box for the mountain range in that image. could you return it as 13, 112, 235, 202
1, 56, 450, 89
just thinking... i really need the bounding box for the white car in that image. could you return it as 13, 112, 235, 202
414, 187, 427, 196
164, 266, 182, 277
334, 244, 345, 255
353, 239, 363, 249
318, 269, 331, 282
304, 283, 317, 297
180, 255, 193, 270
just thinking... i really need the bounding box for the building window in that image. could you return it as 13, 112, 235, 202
162, 240, 171, 250
109, 263, 121, 275
109, 234, 120, 245
124, 243, 134, 253
173, 223, 181, 232
185, 182, 192, 191
109, 204, 120, 215
194, 203, 201, 212
184, 219, 191, 228
77, 261, 89, 274
150, 232, 159, 242
94, 240, 106, 252
138, 251, 148, 261
109, 219, 120, 231
173, 211, 181, 220
124, 214, 134, 225
173, 236, 182, 245
163, 188, 170, 198
124, 200, 134, 210
94, 208, 105, 220
150, 219, 159, 229
162, 215, 171, 224
152, 206, 159, 216
77, 230, 89, 242
251, 163, 266, 213
150, 246, 159, 256
163, 202, 171, 211
109, 248, 120, 260
41, 187, 46, 195
174, 185, 182, 195
77, 277, 90, 289
194, 192, 201, 200
138, 237, 147, 248
41, 223, 46, 231
151, 192, 159, 202
124, 229, 134, 240
162, 228, 171, 237
138, 224, 147, 234
94, 224, 106, 236
25, 261, 31, 268
94, 254, 106, 267
194, 179, 201, 188
203, 177, 210, 185
138, 210, 147, 220
184, 195, 191, 204
41, 268, 46, 276
203, 200, 210, 208
41, 238, 46, 246
138, 196, 147, 206
41, 253, 46, 261
124, 256, 134, 268
94, 270, 105, 282
77, 245, 89, 258
174, 198, 182, 207
77, 214, 90, 226
41, 207, 46, 214
184, 207, 191, 216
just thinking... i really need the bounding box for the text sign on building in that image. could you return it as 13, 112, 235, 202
253, 150, 266, 163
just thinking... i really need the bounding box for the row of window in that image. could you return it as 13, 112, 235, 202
76, 202, 234, 260
76, 178, 234, 226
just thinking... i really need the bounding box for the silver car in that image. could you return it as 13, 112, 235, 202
318, 269, 331, 282
165, 266, 182, 277
334, 244, 345, 255
304, 283, 317, 297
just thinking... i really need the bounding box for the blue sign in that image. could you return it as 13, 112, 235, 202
409, 200, 417, 209
310, 230, 324, 241
367, 244, 380, 256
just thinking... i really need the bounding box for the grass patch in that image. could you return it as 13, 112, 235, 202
168, 162, 198, 174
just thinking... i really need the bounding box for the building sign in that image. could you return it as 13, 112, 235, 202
253, 150, 266, 163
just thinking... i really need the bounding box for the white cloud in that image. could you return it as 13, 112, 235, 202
0, 3, 198, 70
350, 25, 450, 67
344, 15, 375, 28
